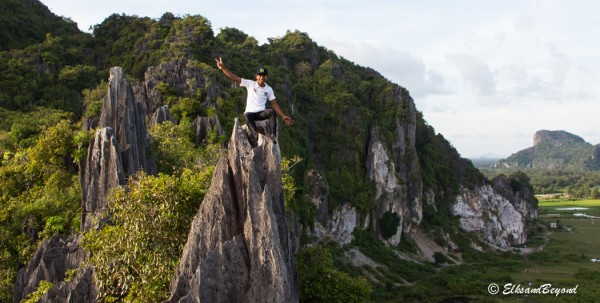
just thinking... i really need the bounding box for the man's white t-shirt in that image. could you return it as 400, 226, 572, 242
240, 78, 276, 113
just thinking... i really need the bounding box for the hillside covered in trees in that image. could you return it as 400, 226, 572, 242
0, 1, 543, 302
480, 130, 600, 198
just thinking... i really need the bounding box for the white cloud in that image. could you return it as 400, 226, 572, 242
320, 38, 448, 98
446, 54, 496, 96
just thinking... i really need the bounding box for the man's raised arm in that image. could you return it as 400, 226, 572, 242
215, 57, 241, 84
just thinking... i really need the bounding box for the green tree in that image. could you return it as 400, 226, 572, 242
297, 245, 372, 302
83, 169, 213, 302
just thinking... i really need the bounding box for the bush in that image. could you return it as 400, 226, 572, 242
379, 211, 400, 239
297, 245, 371, 302
83, 169, 213, 302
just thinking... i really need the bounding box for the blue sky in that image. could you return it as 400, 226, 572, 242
42, 0, 600, 158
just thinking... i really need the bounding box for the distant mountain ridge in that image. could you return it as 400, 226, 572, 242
495, 130, 600, 170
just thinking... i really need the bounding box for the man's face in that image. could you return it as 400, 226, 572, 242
256, 73, 268, 86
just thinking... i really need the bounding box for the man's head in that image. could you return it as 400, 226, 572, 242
255, 67, 268, 86
256, 67, 268, 76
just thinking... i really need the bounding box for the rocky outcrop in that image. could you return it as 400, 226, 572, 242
306, 170, 328, 225
150, 105, 176, 127
367, 129, 406, 245
35, 266, 97, 303
193, 116, 224, 146
13, 235, 96, 303
99, 67, 155, 176
307, 170, 363, 245
138, 58, 220, 115
167, 118, 298, 303
452, 185, 526, 247
491, 174, 538, 219
533, 130, 586, 147
366, 107, 422, 245
328, 204, 361, 245
80, 127, 125, 231
81, 66, 158, 231
309, 88, 423, 247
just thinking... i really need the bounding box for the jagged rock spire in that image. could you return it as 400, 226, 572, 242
168, 118, 299, 303
99, 67, 155, 176
80, 127, 125, 232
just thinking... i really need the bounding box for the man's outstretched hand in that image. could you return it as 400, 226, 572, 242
282, 116, 295, 126
215, 57, 224, 70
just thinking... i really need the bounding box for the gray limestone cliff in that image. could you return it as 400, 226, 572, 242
450, 173, 537, 247
193, 116, 224, 146
310, 89, 424, 247
491, 174, 539, 220
367, 123, 422, 245
167, 118, 299, 303
12, 235, 97, 303
136, 58, 220, 116
80, 127, 125, 231
99, 67, 155, 177
452, 185, 526, 247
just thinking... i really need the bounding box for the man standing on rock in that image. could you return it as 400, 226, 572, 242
215, 57, 294, 142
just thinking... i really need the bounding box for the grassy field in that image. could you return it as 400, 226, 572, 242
500, 200, 600, 302
538, 199, 600, 207
343, 199, 600, 302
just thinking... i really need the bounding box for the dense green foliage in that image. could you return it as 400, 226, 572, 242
0, 117, 81, 302
83, 169, 213, 302
297, 245, 371, 302
481, 167, 600, 199
0, 0, 81, 51
416, 112, 485, 195
379, 211, 400, 239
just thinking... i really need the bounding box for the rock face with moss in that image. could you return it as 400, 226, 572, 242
367, 117, 422, 245
12, 235, 97, 303
491, 173, 539, 220
452, 185, 526, 247
137, 58, 220, 116
168, 118, 298, 302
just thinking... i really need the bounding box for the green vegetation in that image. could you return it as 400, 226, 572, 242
0, 0, 81, 51
21, 280, 53, 303
481, 168, 600, 200
297, 245, 372, 302
0, 117, 82, 302
83, 169, 213, 302
0, 2, 535, 302
538, 199, 600, 208
510, 207, 600, 302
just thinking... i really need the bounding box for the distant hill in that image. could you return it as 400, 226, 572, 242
495, 130, 600, 170
470, 157, 502, 167
0, 0, 81, 51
